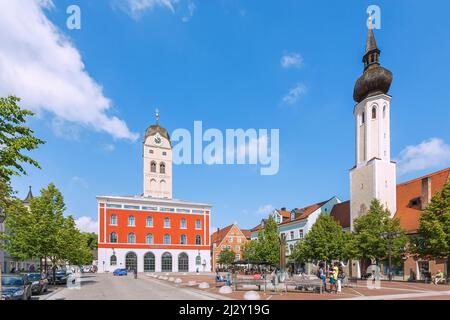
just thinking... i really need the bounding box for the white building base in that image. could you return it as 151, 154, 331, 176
97, 248, 211, 273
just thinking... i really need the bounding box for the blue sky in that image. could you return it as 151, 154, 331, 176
2, 0, 450, 233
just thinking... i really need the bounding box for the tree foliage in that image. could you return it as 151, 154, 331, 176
0, 96, 44, 182
255, 216, 280, 265
1, 183, 93, 272
414, 180, 450, 263
218, 248, 235, 265
241, 240, 258, 261
291, 214, 351, 263
351, 199, 408, 264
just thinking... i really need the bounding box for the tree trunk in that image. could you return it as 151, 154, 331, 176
39, 257, 43, 273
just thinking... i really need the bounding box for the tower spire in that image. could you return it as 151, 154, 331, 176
365, 14, 378, 55
363, 13, 380, 70
155, 108, 159, 125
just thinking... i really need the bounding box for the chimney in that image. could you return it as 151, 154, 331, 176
421, 177, 432, 210
281, 207, 287, 211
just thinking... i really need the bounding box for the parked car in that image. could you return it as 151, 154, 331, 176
1, 274, 32, 300
81, 265, 95, 273
48, 269, 69, 285
26, 273, 49, 295
113, 268, 128, 276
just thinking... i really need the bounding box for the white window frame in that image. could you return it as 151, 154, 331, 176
146, 234, 153, 244
164, 217, 171, 228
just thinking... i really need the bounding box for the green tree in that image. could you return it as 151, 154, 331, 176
291, 214, 351, 263
0, 96, 45, 182
414, 180, 450, 276
83, 232, 98, 251
352, 199, 408, 265
29, 183, 66, 273
218, 248, 236, 265
255, 216, 280, 265
241, 240, 258, 261
3, 183, 93, 275
60, 216, 93, 265
1, 199, 39, 261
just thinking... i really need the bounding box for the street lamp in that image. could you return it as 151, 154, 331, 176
382, 231, 401, 281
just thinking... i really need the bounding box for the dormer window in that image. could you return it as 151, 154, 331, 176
409, 197, 421, 209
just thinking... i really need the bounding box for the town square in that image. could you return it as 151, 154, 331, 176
1, 0, 450, 309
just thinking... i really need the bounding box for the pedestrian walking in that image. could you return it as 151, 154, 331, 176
318, 262, 326, 292
337, 264, 345, 293
329, 262, 339, 293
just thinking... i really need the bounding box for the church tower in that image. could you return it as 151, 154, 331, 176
350, 20, 396, 229
143, 110, 173, 199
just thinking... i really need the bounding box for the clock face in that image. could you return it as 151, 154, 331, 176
153, 134, 162, 146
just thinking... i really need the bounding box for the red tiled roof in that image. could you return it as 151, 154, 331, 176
210, 224, 234, 244
279, 200, 329, 225
250, 224, 261, 233
276, 210, 291, 219
330, 200, 350, 229
394, 167, 450, 234
241, 229, 252, 239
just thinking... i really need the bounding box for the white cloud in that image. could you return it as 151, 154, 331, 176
282, 83, 307, 105
396, 138, 450, 175
51, 117, 81, 141
182, 2, 196, 22
281, 53, 303, 69
75, 216, 98, 233
127, 0, 175, 14
256, 204, 274, 216
0, 0, 138, 141
115, 0, 196, 21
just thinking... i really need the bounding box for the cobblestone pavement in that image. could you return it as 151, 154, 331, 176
40, 272, 450, 300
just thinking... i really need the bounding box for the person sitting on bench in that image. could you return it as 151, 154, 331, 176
216, 272, 225, 282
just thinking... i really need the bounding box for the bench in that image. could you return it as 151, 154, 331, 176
284, 275, 323, 294
233, 277, 268, 292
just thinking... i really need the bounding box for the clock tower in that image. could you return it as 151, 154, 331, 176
143, 110, 173, 199
350, 19, 396, 229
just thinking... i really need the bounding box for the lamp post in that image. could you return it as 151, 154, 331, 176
382, 231, 400, 281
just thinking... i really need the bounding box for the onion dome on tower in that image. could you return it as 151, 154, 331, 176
144, 108, 171, 146
353, 18, 393, 103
